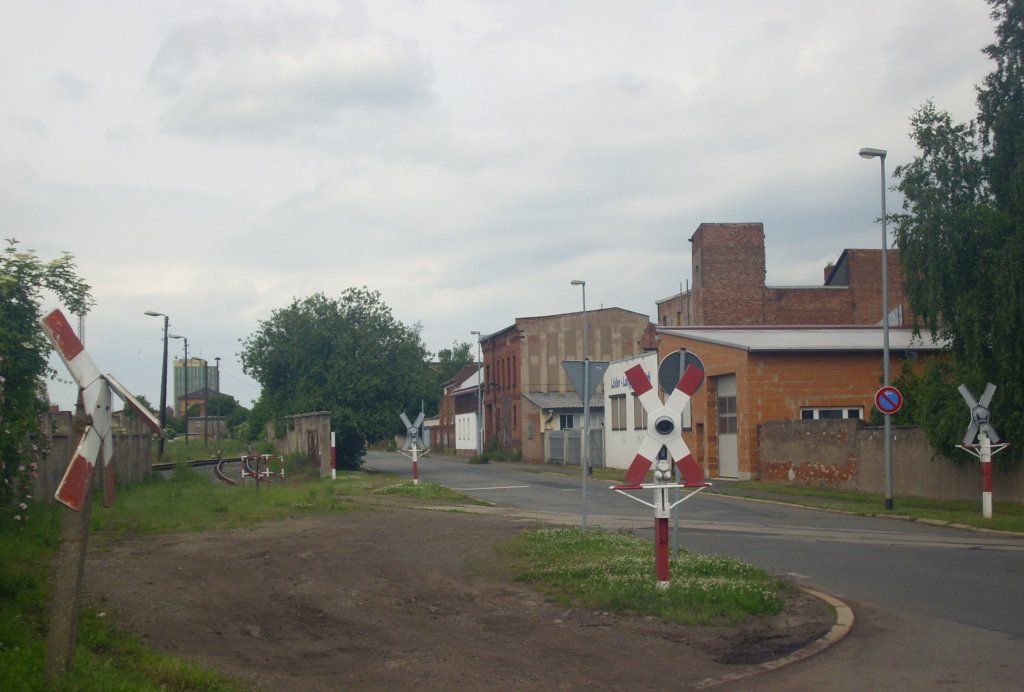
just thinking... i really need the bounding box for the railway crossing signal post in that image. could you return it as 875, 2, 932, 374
399, 411, 428, 485
609, 356, 708, 589
39, 309, 163, 685
956, 383, 1009, 519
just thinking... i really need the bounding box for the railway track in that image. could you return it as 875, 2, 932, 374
152, 455, 285, 485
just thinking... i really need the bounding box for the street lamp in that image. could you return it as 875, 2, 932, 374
169, 334, 189, 445
571, 279, 590, 533
214, 356, 221, 441
860, 146, 893, 510
144, 311, 169, 458
470, 331, 484, 457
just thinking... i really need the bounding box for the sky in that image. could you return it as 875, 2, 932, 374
3, 0, 997, 412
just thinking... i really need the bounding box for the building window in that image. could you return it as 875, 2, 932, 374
800, 407, 862, 420
717, 395, 737, 434
632, 393, 647, 430
559, 414, 575, 430
610, 394, 627, 431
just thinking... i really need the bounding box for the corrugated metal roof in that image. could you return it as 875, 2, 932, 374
657, 326, 947, 352
522, 391, 603, 411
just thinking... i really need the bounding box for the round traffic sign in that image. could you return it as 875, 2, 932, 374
658, 350, 705, 395
875, 386, 903, 415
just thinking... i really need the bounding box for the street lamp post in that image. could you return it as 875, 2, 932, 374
144, 311, 169, 458
470, 331, 484, 457
215, 356, 221, 441
860, 146, 893, 510
571, 279, 590, 533
169, 334, 189, 445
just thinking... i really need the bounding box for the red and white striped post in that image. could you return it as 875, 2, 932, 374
981, 432, 994, 519
611, 362, 708, 590
331, 432, 337, 480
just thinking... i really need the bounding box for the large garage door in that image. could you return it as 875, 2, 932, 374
716, 375, 738, 478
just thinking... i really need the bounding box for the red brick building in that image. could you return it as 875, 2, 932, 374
656, 222, 909, 328
657, 327, 944, 479
643, 222, 935, 481
478, 308, 656, 462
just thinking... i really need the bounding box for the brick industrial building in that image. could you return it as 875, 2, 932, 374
476, 308, 656, 462
645, 222, 936, 480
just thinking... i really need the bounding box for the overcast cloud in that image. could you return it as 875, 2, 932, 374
1, 0, 995, 411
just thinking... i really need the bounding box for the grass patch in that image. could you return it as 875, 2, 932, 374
720, 482, 1024, 533
373, 480, 491, 504
501, 527, 788, 625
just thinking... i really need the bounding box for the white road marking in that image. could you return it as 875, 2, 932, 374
454, 485, 530, 491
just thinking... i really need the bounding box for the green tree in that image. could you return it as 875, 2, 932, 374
239, 288, 435, 467
416, 340, 476, 416
436, 341, 475, 382
892, 0, 1024, 465
0, 239, 92, 505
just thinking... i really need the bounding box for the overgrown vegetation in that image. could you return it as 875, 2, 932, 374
502, 527, 788, 625
0, 239, 91, 511
892, 0, 1024, 466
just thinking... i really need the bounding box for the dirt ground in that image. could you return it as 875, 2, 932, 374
83, 502, 834, 690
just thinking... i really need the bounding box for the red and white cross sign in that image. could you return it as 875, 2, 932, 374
611, 361, 710, 588
41, 309, 163, 510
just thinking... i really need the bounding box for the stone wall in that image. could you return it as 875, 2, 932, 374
758, 419, 1024, 503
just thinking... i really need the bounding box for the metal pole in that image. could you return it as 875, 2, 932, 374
203, 358, 208, 447
879, 154, 893, 511
861, 147, 893, 510
214, 356, 221, 440
572, 279, 589, 534
145, 312, 170, 458
471, 331, 483, 456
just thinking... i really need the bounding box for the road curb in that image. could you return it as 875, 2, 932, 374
421, 502, 856, 689
693, 587, 855, 689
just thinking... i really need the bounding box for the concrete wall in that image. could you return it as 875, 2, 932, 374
758, 419, 1024, 503
273, 411, 332, 476
35, 410, 155, 502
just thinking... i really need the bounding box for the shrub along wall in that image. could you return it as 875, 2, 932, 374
758, 419, 1024, 503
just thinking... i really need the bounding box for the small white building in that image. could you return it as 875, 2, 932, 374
453, 368, 482, 456
602, 351, 657, 471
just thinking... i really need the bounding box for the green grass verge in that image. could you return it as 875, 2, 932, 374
501, 527, 788, 625
719, 481, 1024, 533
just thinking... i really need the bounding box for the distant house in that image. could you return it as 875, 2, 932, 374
434, 364, 480, 453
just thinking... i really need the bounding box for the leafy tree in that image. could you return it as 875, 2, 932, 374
436, 341, 475, 382
0, 239, 92, 505
239, 288, 435, 468
892, 0, 1024, 465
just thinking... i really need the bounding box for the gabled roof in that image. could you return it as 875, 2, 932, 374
657, 326, 946, 352
451, 367, 483, 396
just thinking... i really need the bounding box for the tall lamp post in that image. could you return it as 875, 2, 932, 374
169, 334, 189, 445
571, 279, 590, 533
214, 356, 221, 441
144, 311, 169, 458
470, 331, 484, 457
860, 146, 893, 510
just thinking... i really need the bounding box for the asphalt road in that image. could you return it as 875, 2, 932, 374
363, 450, 1024, 690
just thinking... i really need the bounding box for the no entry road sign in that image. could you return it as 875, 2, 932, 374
875, 385, 903, 416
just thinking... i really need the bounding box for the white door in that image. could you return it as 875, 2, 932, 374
716, 375, 739, 478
